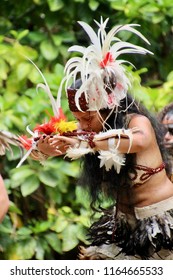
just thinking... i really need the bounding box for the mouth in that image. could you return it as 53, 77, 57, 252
163, 142, 173, 148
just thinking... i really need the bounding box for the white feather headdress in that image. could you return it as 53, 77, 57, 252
58, 17, 153, 111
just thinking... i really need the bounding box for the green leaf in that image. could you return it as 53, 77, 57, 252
59, 161, 80, 178
32, 221, 52, 233
0, 224, 13, 234
40, 40, 59, 61
51, 216, 68, 233
0, 58, 9, 80
45, 232, 62, 253
14, 43, 38, 60
89, 0, 99, 11
10, 167, 36, 188
7, 238, 36, 260
9, 201, 22, 215
38, 170, 58, 187
17, 29, 29, 41
62, 224, 79, 252
21, 175, 40, 196
28, 31, 46, 43
52, 35, 63, 46
76, 223, 88, 243
35, 238, 46, 260
75, 186, 90, 209
17, 227, 32, 235
47, 0, 64, 11
16, 62, 32, 81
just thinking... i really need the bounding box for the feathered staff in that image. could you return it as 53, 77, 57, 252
17, 58, 77, 167
57, 17, 153, 111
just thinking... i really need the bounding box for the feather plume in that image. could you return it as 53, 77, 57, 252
65, 141, 94, 160
65, 146, 94, 160
98, 149, 125, 173
0, 130, 22, 156
57, 18, 153, 111
24, 56, 60, 117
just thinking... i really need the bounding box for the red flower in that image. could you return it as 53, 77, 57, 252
34, 108, 67, 135
34, 122, 54, 135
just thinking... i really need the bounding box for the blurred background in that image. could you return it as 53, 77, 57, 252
0, 0, 173, 259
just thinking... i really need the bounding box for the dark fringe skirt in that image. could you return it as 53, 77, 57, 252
87, 206, 173, 259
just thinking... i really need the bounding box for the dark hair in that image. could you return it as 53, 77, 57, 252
78, 94, 171, 211
157, 102, 173, 122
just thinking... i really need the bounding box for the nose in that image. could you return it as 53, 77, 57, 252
164, 131, 172, 142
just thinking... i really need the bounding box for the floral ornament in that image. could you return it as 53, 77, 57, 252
17, 110, 78, 167
33, 109, 77, 135
58, 17, 153, 111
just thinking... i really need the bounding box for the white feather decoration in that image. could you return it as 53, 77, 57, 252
57, 17, 153, 111
98, 149, 125, 173
24, 56, 61, 117
65, 142, 94, 160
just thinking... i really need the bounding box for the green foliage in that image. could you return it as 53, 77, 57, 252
0, 0, 173, 259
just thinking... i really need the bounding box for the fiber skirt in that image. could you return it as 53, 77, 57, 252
79, 196, 173, 260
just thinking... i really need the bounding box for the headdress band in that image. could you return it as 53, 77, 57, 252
67, 88, 89, 112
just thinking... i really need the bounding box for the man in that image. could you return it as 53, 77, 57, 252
158, 103, 173, 183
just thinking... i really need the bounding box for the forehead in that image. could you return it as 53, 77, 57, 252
162, 113, 173, 125
72, 111, 97, 119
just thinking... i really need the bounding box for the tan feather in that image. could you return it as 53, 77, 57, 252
0, 130, 22, 156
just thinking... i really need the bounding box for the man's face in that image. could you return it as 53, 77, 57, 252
162, 113, 173, 148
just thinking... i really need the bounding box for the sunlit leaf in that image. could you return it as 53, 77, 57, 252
16, 62, 32, 80
51, 215, 68, 233
47, 0, 64, 11
0, 58, 9, 80
89, 0, 99, 11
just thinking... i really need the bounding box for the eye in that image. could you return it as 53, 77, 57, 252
83, 117, 90, 121
168, 128, 173, 135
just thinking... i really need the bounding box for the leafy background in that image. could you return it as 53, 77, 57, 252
0, 0, 173, 259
